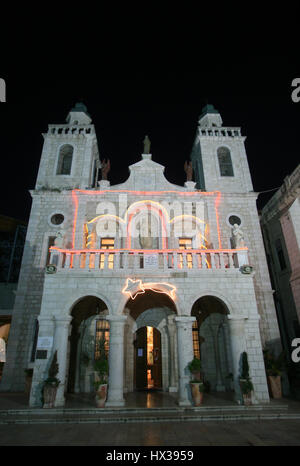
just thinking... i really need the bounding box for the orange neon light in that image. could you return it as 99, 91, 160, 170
215, 191, 222, 248
74, 189, 220, 196
71, 190, 222, 250
122, 278, 176, 300
50, 246, 248, 254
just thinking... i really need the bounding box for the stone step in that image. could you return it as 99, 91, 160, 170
0, 404, 297, 425
0, 403, 289, 416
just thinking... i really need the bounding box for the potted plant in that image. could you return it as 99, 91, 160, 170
188, 358, 204, 406
239, 351, 254, 405
24, 368, 33, 394
43, 350, 60, 408
94, 337, 108, 408
263, 349, 284, 399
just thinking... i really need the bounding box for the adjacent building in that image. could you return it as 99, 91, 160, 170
260, 164, 300, 396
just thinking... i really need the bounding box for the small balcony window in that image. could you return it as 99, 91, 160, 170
100, 238, 115, 269
179, 238, 193, 269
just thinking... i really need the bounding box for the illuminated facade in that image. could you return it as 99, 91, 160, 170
1, 103, 281, 407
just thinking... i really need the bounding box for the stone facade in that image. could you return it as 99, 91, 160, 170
260, 164, 300, 358
1, 103, 280, 408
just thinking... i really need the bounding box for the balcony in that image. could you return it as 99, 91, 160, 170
48, 248, 249, 273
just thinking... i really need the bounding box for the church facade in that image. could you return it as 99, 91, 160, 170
1, 103, 281, 407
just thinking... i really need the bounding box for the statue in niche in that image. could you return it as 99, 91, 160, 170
143, 135, 151, 154
54, 230, 65, 248
101, 159, 110, 180
232, 223, 245, 248
139, 215, 153, 249
184, 161, 193, 181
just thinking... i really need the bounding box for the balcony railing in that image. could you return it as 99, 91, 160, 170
49, 248, 249, 272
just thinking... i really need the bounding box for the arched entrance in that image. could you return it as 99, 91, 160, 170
123, 289, 178, 393
67, 296, 109, 394
191, 296, 234, 395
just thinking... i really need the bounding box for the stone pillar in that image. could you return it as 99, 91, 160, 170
175, 316, 196, 406
106, 315, 127, 407
167, 315, 177, 392
247, 317, 270, 404
29, 315, 55, 407
227, 315, 247, 403
53, 316, 72, 407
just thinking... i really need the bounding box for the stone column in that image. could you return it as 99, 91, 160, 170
106, 315, 127, 407
167, 315, 177, 392
175, 316, 196, 406
53, 315, 72, 407
227, 315, 247, 403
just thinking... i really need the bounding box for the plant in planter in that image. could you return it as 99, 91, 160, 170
263, 349, 284, 399
43, 351, 60, 408
239, 351, 254, 405
188, 358, 204, 406
94, 337, 109, 408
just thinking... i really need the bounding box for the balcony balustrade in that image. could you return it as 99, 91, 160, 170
49, 248, 249, 272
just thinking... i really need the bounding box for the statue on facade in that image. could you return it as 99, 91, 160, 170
143, 135, 151, 154
54, 230, 65, 248
139, 216, 153, 249
101, 159, 111, 180
184, 161, 193, 181
232, 223, 245, 248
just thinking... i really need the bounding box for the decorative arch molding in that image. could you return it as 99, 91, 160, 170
63, 290, 113, 317
188, 290, 238, 317
118, 280, 181, 316
135, 307, 174, 331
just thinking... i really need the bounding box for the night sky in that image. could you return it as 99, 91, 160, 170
0, 57, 299, 222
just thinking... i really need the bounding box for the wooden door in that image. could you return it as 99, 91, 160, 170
135, 327, 147, 389
152, 328, 162, 388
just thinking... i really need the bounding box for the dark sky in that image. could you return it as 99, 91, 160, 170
0, 57, 299, 222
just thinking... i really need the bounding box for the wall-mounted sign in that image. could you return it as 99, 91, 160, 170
144, 254, 159, 269
37, 336, 53, 350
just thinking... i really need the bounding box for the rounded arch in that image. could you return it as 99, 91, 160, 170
64, 290, 113, 318
189, 291, 234, 317
120, 288, 178, 318
127, 201, 169, 249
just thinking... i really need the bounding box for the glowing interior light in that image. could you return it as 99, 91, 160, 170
122, 278, 176, 300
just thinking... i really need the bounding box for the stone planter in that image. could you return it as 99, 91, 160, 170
190, 382, 204, 406
43, 384, 58, 408
239, 378, 253, 406
95, 383, 108, 408
268, 375, 282, 399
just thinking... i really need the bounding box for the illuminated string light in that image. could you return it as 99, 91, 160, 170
122, 278, 177, 300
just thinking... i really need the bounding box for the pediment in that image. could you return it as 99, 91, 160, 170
111, 154, 183, 191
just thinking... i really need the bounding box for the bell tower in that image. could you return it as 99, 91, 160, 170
190, 104, 253, 193
35, 102, 101, 190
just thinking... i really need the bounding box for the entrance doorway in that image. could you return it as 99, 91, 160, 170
135, 326, 162, 390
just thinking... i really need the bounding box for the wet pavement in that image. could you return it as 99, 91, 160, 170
0, 391, 300, 446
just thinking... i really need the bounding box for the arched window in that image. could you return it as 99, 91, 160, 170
217, 147, 234, 177
56, 144, 73, 175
